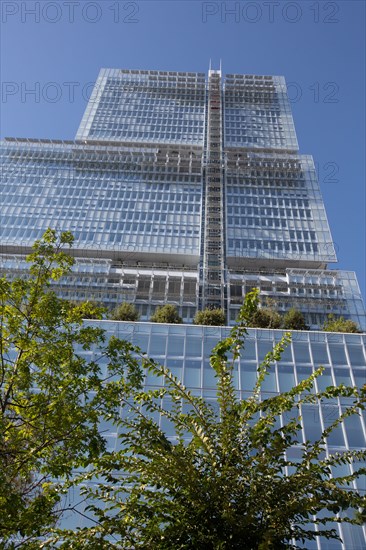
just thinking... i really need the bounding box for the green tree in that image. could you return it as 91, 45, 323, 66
194, 308, 226, 326
56, 289, 366, 549
150, 304, 182, 324
0, 229, 139, 546
63, 299, 106, 319
248, 306, 282, 329
322, 314, 360, 333
111, 302, 140, 321
282, 308, 309, 330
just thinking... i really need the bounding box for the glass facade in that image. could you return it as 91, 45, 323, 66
76, 68, 206, 145
1, 68, 363, 328
225, 151, 335, 263
224, 74, 298, 151
1, 66, 366, 547
0, 140, 202, 260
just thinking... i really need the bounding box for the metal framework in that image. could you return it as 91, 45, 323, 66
202, 70, 226, 312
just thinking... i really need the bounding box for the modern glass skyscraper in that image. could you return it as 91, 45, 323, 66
1, 67, 364, 330
1, 67, 365, 548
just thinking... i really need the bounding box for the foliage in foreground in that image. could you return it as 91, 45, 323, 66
0, 230, 141, 547
63, 299, 106, 319
52, 289, 366, 549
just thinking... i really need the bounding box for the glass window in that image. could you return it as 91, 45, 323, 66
340, 524, 365, 549
322, 405, 345, 446
183, 280, 196, 300
310, 343, 329, 364
240, 363, 257, 391
293, 342, 311, 363
353, 370, 366, 388
167, 336, 184, 356
145, 370, 163, 386
347, 345, 366, 366
242, 340, 256, 360
152, 278, 166, 298
316, 368, 334, 391
343, 413, 366, 447
333, 368, 352, 386
184, 357, 201, 369
317, 533, 342, 549
203, 367, 216, 387
278, 365, 295, 392
326, 425, 345, 447
132, 334, 149, 352
204, 338, 219, 356
261, 370, 277, 392
149, 336, 167, 356
302, 406, 322, 443
185, 337, 202, 357
329, 344, 348, 366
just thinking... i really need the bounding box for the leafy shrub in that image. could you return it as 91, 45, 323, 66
194, 308, 226, 326
322, 314, 360, 333
111, 302, 139, 321
150, 304, 182, 324
248, 307, 282, 329
282, 308, 309, 330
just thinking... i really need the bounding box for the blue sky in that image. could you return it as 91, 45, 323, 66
1, 0, 365, 298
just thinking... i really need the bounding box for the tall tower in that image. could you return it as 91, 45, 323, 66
1, 67, 365, 331
1, 66, 366, 549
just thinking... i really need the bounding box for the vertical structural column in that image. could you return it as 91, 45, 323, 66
202, 70, 226, 313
